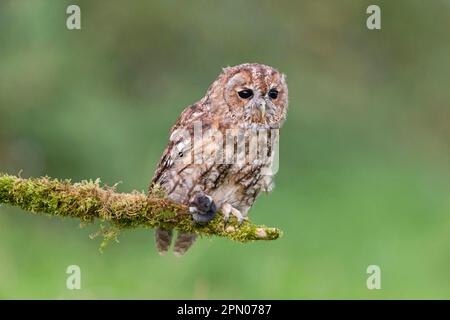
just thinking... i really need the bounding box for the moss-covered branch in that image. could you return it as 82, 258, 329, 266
0, 174, 282, 245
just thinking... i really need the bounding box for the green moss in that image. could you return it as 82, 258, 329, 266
0, 173, 283, 246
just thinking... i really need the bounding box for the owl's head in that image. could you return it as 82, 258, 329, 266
207, 63, 288, 129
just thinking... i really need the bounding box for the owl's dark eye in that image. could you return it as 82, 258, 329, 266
238, 89, 253, 99
268, 89, 279, 99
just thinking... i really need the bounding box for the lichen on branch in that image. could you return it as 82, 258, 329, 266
0, 174, 282, 245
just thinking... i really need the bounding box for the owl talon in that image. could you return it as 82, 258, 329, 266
222, 203, 231, 223
221, 203, 244, 225
189, 194, 217, 225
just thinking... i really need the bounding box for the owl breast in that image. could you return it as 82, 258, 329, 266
207, 162, 274, 216
154, 140, 275, 216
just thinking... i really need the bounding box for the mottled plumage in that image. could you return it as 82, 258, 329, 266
150, 63, 288, 256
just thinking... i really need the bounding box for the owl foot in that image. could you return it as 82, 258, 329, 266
189, 194, 217, 225
222, 203, 245, 225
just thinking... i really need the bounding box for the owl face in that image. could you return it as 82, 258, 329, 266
211, 63, 288, 129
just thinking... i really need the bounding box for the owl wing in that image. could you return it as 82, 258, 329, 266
150, 103, 210, 193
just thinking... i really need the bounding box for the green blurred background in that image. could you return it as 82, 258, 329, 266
1, 0, 449, 299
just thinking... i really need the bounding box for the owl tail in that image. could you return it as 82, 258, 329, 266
155, 228, 197, 256
173, 232, 197, 256
155, 228, 173, 255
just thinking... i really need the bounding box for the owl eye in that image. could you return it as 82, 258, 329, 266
237, 89, 253, 99
268, 89, 279, 99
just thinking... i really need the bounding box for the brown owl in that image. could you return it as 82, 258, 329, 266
150, 63, 288, 256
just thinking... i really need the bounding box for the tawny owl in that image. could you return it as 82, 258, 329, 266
149, 63, 288, 256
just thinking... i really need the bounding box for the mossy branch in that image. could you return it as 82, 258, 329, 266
0, 174, 282, 245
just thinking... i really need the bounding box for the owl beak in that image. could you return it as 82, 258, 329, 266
258, 101, 266, 121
